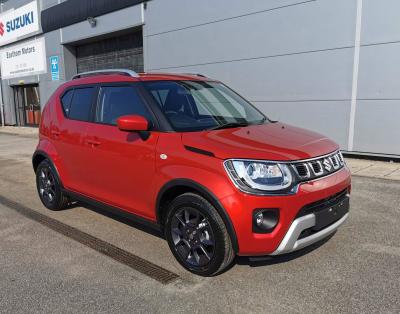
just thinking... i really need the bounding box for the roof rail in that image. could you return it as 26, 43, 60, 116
72, 69, 139, 80
184, 73, 207, 78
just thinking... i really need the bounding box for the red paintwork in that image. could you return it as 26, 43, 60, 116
182, 123, 339, 161
35, 73, 351, 256
117, 115, 149, 131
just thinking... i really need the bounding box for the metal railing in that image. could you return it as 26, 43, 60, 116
72, 69, 139, 80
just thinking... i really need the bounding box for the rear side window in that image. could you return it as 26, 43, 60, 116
61, 90, 74, 116
68, 87, 95, 121
95, 86, 151, 125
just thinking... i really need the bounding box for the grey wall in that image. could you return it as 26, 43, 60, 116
60, 4, 143, 44
144, 0, 400, 156
354, 0, 400, 156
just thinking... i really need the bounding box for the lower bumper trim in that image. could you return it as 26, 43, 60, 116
270, 212, 349, 255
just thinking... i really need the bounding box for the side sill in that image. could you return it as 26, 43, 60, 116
62, 189, 162, 234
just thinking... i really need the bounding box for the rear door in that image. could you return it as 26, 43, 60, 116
83, 84, 159, 219
52, 86, 97, 193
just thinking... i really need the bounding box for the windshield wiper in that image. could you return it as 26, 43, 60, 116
256, 117, 267, 124
208, 122, 249, 131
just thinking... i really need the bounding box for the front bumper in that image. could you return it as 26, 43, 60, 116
270, 211, 349, 255
220, 166, 351, 256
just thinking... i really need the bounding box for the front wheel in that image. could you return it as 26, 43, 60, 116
165, 193, 235, 276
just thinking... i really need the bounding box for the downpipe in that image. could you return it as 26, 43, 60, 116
0, 80, 4, 127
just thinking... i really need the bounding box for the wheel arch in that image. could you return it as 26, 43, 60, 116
32, 150, 48, 173
156, 179, 239, 253
32, 150, 64, 188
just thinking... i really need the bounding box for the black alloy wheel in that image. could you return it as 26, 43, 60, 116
165, 193, 235, 276
171, 207, 216, 267
38, 166, 57, 206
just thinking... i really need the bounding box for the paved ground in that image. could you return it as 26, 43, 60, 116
0, 126, 38, 138
0, 132, 399, 313
346, 158, 400, 181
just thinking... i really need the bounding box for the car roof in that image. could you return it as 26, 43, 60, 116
63, 72, 215, 89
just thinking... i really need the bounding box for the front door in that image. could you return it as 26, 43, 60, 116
83, 84, 159, 219
13, 85, 41, 126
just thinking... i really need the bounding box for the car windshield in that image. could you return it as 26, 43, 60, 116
143, 80, 268, 132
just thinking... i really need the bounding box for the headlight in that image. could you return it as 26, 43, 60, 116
224, 159, 294, 194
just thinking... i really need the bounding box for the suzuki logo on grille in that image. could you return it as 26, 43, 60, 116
323, 158, 332, 171
0, 22, 4, 37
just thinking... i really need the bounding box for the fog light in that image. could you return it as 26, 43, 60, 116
253, 209, 279, 233
255, 212, 264, 226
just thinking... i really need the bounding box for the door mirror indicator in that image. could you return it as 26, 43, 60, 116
117, 115, 149, 132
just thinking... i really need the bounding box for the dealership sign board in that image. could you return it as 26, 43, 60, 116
1, 37, 47, 79
0, 1, 40, 46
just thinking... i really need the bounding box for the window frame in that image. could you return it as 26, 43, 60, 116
142, 80, 269, 132
93, 83, 155, 128
59, 80, 266, 133
60, 89, 74, 116
59, 84, 98, 123
59, 82, 162, 131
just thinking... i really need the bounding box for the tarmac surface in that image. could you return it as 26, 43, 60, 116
0, 132, 399, 313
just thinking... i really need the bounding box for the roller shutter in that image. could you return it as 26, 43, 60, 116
76, 31, 143, 73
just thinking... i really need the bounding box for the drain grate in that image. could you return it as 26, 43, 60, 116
0, 195, 179, 284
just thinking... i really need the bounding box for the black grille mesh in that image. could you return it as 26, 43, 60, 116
292, 151, 345, 181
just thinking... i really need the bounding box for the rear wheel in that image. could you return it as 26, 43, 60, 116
36, 160, 69, 211
165, 193, 235, 276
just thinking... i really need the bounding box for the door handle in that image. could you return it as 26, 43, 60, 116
51, 130, 60, 138
87, 139, 101, 147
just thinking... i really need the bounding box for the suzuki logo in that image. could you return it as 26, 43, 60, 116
323, 158, 332, 171
0, 22, 4, 37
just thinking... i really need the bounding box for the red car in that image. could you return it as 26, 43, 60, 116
33, 69, 351, 276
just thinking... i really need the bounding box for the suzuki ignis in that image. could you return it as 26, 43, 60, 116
33, 69, 350, 276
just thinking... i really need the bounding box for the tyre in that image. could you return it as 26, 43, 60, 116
36, 159, 69, 211
165, 193, 235, 276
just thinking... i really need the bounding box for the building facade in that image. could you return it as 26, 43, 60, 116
0, 0, 398, 158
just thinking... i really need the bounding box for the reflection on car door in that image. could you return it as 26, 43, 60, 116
83, 85, 159, 219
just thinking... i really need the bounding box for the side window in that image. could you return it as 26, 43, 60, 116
61, 90, 74, 116
68, 87, 95, 121
95, 86, 151, 125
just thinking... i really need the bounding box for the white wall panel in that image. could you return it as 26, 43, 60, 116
146, 0, 356, 70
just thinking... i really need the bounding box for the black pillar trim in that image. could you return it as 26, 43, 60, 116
41, 0, 148, 33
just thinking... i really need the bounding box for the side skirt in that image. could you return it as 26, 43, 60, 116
62, 189, 162, 235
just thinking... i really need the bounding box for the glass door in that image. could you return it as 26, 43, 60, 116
25, 86, 41, 126
13, 87, 25, 126
13, 85, 41, 127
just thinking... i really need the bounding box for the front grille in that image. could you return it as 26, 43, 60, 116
295, 163, 309, 178
337, 153, 344, 164
331, 155, 339, 168
292, 151, 345, 181
309, 160, 323, 175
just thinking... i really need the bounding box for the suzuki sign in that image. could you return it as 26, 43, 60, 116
0, 1, 39, 46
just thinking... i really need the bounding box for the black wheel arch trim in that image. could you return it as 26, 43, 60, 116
156, 179, 239, 253
32, 150, 64, 188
